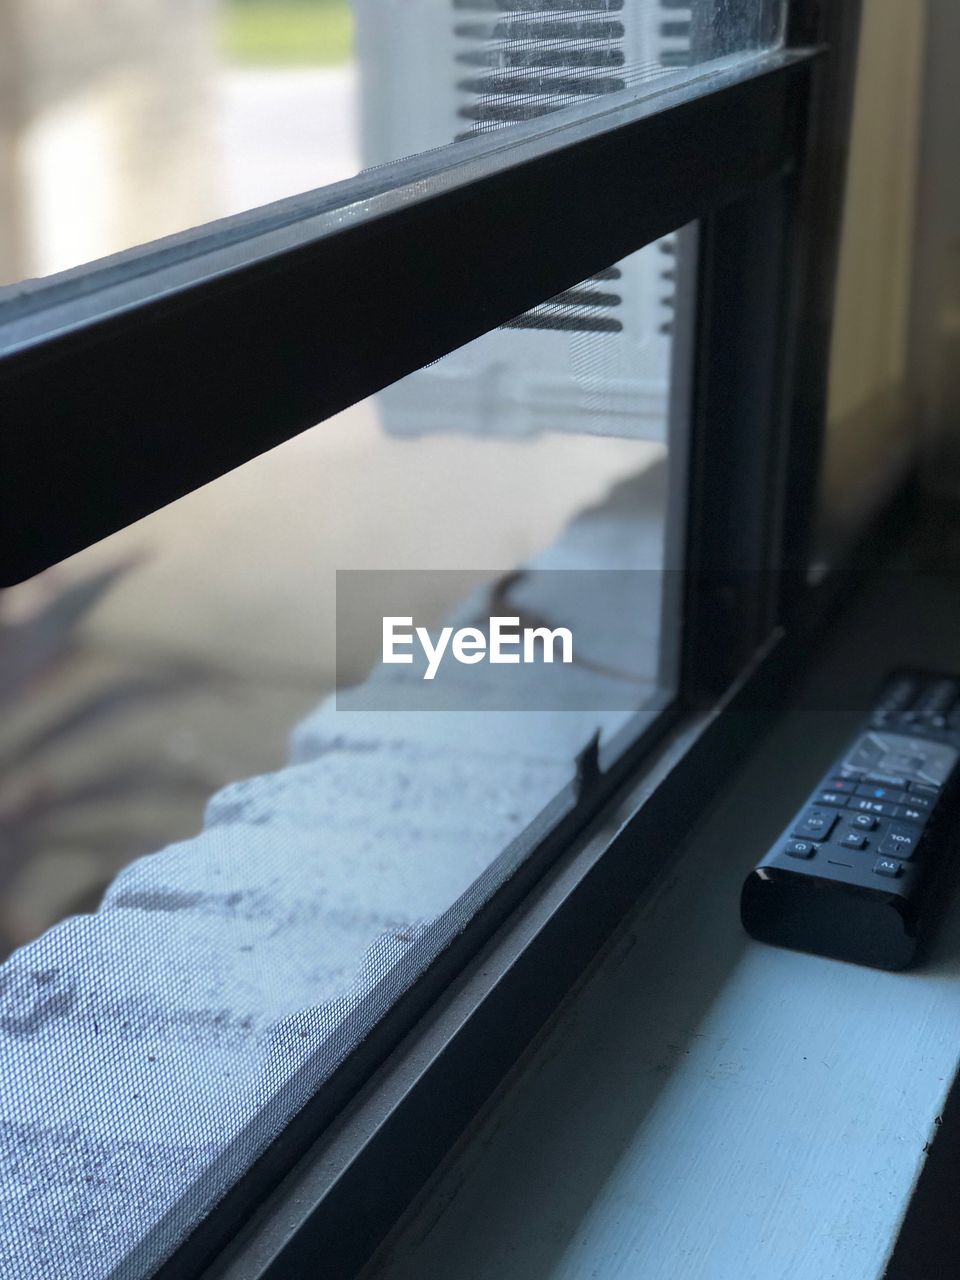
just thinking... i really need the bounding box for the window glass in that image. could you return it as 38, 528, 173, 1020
0, 227, 694, 1276
0, 1, 783, 282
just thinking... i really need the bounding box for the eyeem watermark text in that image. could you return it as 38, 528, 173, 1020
383, 616, 574, 681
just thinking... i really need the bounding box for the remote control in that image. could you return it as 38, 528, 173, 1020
741, 670, 960, 970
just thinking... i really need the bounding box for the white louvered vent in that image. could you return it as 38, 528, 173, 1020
354, 0, 692, 440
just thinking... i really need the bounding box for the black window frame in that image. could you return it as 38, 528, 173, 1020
0, 3, 868, 1276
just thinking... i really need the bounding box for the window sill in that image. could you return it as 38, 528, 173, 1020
363, 560, 960, 1280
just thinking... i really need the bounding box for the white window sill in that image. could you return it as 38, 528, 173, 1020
365, 621, 960, 1280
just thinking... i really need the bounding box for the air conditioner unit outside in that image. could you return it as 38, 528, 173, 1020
353, 1, 692, 443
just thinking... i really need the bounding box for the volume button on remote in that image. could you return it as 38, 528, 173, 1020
877, 823, 922, 860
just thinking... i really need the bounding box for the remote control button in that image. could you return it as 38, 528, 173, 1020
895, 805, 929, 825
828, 776, 861, 792
786, 840, 816, 859
791, 808, 838, 841
815, 791, 849, 808
878, 823, 921, 859
855, 784, 907, 804
841, 833, 868, 850
908, 784, 939, 801
849, 798, 899, 818
874, 857, 903, 878
850, 813, 879, 831
899, 793, 934, 812
864, 771, 909, 788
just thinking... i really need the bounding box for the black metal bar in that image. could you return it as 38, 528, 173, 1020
683, 0, 864, 692
681, 174, 800, 696
0, 52, 812, 587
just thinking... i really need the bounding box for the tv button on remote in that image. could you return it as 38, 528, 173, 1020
874, 857, 903, 878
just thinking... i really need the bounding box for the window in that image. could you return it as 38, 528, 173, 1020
0, 237, 691, 1277
1, 0, 783, 282
0, 2, 864, 1277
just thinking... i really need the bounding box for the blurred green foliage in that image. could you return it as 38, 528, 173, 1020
223, 0, 353, 67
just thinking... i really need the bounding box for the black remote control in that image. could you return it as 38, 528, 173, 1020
741, 670, 960, 969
